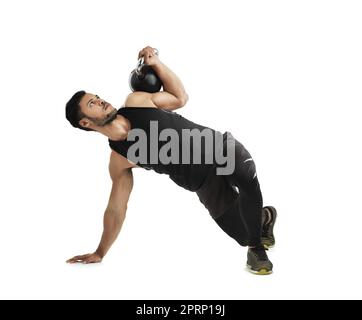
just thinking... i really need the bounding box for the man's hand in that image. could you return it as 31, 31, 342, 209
138, 46, 160, 67
66, 252, 102, 264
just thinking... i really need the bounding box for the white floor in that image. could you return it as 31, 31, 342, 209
0, 0, 361, 300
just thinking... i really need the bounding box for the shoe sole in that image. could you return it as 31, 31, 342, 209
261, 206, 277, 249
246, 265, 273, 275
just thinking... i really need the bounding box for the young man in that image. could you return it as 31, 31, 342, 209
65, 46, 277, 275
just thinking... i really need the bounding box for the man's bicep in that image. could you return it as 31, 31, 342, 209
124, 91, 185, 110
150, 91, 185, 110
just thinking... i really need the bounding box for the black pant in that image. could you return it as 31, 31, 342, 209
196, 132, 263, 247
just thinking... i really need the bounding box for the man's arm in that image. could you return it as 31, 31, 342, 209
131, 46, 189, 111
124, 91, 186, 111
151, 62, 189, 110
67, 152, 134, 264
94, 167, 133, 259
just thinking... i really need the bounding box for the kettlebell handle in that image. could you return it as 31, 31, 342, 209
136, 48, 159, 76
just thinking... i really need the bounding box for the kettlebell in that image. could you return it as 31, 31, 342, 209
129, 48, 163, 93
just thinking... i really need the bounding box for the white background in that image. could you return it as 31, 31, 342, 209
0, 0, 361, 300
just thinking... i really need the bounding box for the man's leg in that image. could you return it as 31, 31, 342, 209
196, 167, 248, 245
222, 134, 263, 246
213, 199, 249, 246
196, 146, 274, 274
196, 173, 273, 275
221, 133, 273, 274
196, 166, 266, 248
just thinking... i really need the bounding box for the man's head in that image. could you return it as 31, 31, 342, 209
65, 91, 118, 131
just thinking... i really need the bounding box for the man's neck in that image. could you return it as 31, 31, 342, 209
96, 115, 130, 141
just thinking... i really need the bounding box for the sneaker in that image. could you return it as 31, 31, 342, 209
261, 206, 277, 249
247, 245, 273, 275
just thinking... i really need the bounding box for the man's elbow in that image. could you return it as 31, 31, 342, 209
178, 93, 189, 107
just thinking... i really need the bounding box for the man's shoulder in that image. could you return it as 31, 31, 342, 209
124, 92, 157, 108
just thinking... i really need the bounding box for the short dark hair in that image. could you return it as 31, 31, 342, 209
65, 90, 93, 131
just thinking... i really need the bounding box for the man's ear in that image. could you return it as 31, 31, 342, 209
79, 118, 92, 129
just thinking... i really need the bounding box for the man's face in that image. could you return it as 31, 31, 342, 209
79, 93, 117, 127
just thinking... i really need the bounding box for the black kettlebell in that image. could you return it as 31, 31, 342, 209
129, 48, 163, 93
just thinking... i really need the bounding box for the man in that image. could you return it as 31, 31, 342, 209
65, 46, 277, 275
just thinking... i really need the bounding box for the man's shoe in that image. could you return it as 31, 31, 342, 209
247, 245, 273, 275
261, 206, 277, 249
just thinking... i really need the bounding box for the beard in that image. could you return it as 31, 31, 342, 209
88, 109, 118, 127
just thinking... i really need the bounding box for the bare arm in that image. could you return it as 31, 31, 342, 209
94, 168, 133, 258
152, 62, 188, 108
134, 46, 189, 111
67, 153, 134, 264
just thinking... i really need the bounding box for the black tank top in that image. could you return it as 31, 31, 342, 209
109, 107, 224, 191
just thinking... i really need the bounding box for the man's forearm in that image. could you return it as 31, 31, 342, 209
95, 209, 126, 258
153, 62, 188, 102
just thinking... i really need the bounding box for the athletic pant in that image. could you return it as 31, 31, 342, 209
196, 132, 263, 247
